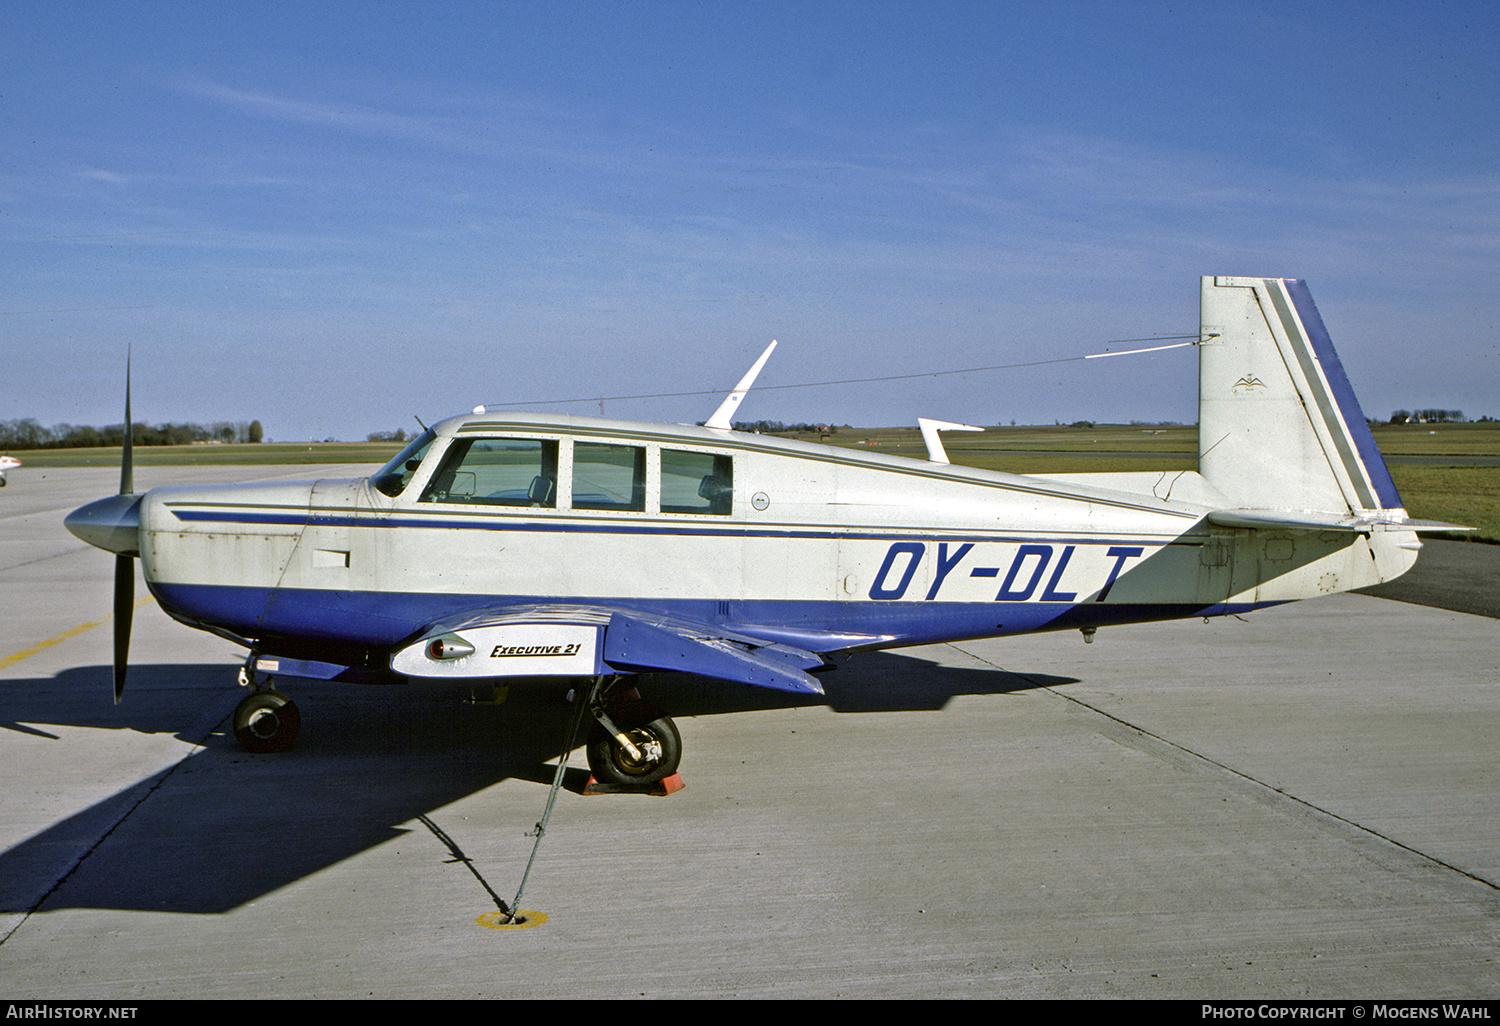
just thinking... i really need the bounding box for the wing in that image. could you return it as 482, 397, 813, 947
389, 604, 830, 695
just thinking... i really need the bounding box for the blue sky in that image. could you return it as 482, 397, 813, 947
4, 1, 1497, 441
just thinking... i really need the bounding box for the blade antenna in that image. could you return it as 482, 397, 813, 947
705, 340, 777, 431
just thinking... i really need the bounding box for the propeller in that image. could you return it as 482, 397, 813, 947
62, 351, 145, 704
113, 353, 134, 703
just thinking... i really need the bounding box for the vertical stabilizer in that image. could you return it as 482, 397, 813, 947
1198, 276, 1403, 515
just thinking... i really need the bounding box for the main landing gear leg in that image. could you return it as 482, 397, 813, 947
582, 675, 682, 789
232, 659, 301, 753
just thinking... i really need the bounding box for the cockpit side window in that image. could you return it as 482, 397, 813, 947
419, 438, 559, 507
371, 429, 436, 497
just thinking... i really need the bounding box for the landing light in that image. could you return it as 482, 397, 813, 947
427, 636, 476, 660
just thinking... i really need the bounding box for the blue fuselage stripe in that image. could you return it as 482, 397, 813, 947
167, 507, 1196, 545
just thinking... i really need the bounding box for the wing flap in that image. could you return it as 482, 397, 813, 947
603, 613, 826, 695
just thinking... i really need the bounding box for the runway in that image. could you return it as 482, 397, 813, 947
1, 466, 1496, 999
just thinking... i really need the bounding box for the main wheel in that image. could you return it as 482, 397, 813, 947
585, 704, 681, 787
233, 689, 301, 753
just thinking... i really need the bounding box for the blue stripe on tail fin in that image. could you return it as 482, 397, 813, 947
1280, 280, 1403, 510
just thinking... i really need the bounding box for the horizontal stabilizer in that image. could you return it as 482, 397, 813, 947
1207, 509, 1472, 534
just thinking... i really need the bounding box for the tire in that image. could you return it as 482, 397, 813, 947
233, 689, 301, 753
585, 704, 681, 787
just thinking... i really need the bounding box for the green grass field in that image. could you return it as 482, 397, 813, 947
12, 422, 1498, 542
1385, 465, 1500, 542
13, 441, 401, 469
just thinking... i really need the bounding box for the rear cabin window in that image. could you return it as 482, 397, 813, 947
572, 442, 645, 512
419, 438, 558, 507
661, 449, 733, 515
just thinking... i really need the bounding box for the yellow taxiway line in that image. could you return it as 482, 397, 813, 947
0, 596, 156, 672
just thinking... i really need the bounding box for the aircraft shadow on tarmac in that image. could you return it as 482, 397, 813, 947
653, 648, 1076, 716
0, 653, 1073, 915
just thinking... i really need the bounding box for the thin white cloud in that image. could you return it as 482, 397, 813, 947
178, 75, 457, 143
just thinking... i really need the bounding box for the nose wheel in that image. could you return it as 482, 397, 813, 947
234, 689, 300, 753
233, 674, 301, 754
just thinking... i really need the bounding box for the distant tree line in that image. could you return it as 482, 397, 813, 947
1388, 410, 1471, 424
0, 418, 264, 449
729, 420, 839, 434
366, 429, 411, 443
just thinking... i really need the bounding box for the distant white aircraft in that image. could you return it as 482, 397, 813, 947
64, 277, 1464, 785
0, 455, 19, 486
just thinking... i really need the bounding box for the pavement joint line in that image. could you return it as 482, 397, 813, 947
1, 543, 94, 574
0, 505, 77, 525
0, 684, 237, 949
947, 641, 1500, 895
0, 596, 156, 671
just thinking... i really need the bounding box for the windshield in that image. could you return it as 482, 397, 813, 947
370, 428, 437, 497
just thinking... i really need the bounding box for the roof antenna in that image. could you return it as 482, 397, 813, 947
918, 418, 984, 464
705, 340, 777, 431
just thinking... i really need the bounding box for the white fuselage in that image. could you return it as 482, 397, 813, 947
135, 413, 1417, 664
